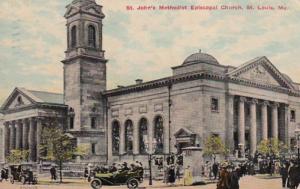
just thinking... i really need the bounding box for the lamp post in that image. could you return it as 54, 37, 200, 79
146, 140, 156, 186
296, 132, 300, 163
148, 153, 153, 185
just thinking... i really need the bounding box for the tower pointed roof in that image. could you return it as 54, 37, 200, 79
65, 0, 104, 18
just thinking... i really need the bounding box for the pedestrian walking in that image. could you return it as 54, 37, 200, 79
183, 165, 193, 186
84, 167, 89, 180
213, 162, 219, 180
217, 164, 230, 189
176, 166, 181, 180
280, 163, 288, 188
168, 165, 176, 186
229, 167, 240, 189
50, 165, 57, 181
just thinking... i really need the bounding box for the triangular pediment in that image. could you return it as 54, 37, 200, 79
228, 57, 294, 89
174, 128, 195, 138
86, 7, 99, 14
1, 88, 38, 111
64, 6, 79, 17
83, 4, 105, 17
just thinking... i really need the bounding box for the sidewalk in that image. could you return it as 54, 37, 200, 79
139, 178, 216, 188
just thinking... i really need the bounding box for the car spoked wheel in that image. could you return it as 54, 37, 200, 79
127, 178, 139, 189
21, 176, 26, 185
91, 179, 102, 189
10, 176, 14, 184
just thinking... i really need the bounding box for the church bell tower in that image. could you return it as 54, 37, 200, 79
62, 0, 107, 161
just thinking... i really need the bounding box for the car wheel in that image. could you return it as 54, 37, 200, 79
127, 178, 139, 189
21, 176, 26, 185
10, 176, 14, 184
91, 179, 102, 189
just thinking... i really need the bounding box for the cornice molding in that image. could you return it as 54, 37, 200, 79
104, 71, 300, 97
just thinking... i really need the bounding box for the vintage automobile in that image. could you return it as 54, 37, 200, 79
90, 169, 143, 189
9, 165, 38, 185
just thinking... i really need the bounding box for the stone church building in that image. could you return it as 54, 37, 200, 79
1, 0, 300, 164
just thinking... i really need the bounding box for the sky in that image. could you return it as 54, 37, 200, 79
0, 0, 300, 104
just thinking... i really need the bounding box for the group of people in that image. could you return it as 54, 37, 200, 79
164, 164, 181, 186
0, 167, 9, 182
217, 163, 241, 189
84, 161, 144, 181
214, 156, 300, 189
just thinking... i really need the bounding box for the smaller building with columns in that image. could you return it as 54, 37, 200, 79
0, 88, 67, 164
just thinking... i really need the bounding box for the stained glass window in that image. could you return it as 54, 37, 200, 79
125, 120, 134, 154
112, 121, 120, 155
139, 118, 148, 154
154, 116, 164, 154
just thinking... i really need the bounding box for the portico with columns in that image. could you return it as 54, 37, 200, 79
0, 87, 67, 163
232, 96, 289, 157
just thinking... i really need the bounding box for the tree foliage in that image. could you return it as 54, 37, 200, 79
6, 150, 29, 164
203, 135, 229, 156
40, 126, 76, 163
74, 143, 91, 158
39, 122, 77, 183
257, 138, 288, 156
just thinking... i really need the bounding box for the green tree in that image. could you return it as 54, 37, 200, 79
40, 124, 77, 183
74, 144, 91, 159
257, 138, 288, 156
6, 150, 29, 164
203, 135, 229, 158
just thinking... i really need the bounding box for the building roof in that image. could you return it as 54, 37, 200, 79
25, 89, 64, 104
183, 50, 219, 65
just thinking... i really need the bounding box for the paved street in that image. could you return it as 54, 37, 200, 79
0, 175, 283, 189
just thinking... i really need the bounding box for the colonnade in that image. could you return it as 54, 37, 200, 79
3, 117, 42, 162
237, 96, 284, 157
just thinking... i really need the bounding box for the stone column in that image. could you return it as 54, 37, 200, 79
284, 105, 289, 146
36, 118, 43, 162
28, 118, 36, 162
261, 101, 269, 141
4, 122, 10, 157
225, 94, 234, 152
272, 103, 279, 139
22, 119, 29, 150
9, 121, 16, 151
107, 120, 112, 162
250, 99, 258, 156
148, 121, 153, 154
16, 120, 23, 150
238, 97, 246, 157
133, 121, 139, 155
119, 124, 125, 155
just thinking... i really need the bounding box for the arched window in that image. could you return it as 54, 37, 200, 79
125, 120, 133, 154
112, 121, 120, 155
88, 25, 96, 48
154, 116, 164, 154
71, 26, 77, 48
139, 118, 148, 154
